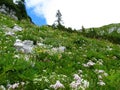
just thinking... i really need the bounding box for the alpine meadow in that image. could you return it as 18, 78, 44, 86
0, 0, 120, 90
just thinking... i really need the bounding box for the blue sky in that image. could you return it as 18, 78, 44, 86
25, 0, 120, 29
26, 7, 47, 26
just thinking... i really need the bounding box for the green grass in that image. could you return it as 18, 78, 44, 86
0, 13, 120, 90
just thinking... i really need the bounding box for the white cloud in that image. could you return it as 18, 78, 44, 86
25, 0, 120, 29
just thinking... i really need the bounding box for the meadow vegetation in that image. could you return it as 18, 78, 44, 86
0, 13, 120, 90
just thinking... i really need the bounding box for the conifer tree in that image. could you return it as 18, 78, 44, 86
56, 10, 62, 26
53, 10, 63, 28
82, 25, 85, 32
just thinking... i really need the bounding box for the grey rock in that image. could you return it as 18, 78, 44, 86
0, 8, 7, 14
23, 40, 33, 46
108, 27, 116, 33
0, 4, 18, 20
117, 28, 120, 33
2, 4, 6, 9
5, 31, 15, 36
11, 15, 18, 20
14, 39, 34, 54
13, 25, 23, 31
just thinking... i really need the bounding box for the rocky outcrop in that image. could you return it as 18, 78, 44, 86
14, 39, 34, 54
0, 0, 30, 20
0, 4, 18, 20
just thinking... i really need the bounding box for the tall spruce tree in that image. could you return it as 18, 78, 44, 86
53, 10, 64, 28
56, 10, 62, 26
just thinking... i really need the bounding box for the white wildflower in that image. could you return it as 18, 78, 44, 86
98, 59, 103, 62
11, 83, 19, 89
83, 54, 87, 57
8, 83, 19, 90
82, 64, 89, 67
70, 81, 78, 89
97, 80, 105, 86
52, 48, 58, 53
0, 85, 6, 90
73, 74, 81, 81
112, 56, 117, 59
24, 55, 29, 61
50, 80, 64, 90
21, 82, 25, 86
52, 46, 66, 53
107, 46, 112, 51
14, 54, 20, 59
98, 75, 102, 79
77, 62, 81, 64
70, 80, 89, 89
95, 69, 105, 74
78, 70, 83, 74
62, 75, 67, 78
103, 73, 108, 77
97, 70, 105, 74
37, 43, 45, 46
87, 60, 95, 66
83, 60, 95, 67
43, 70, 47, 72
58, 46, 66, 52
70, 73, 89, 90
82, 80, 89, 88
97, 61, 103, 65
33, 78, 42, 83
31, 61, 35, 67
76, 78, 82, 85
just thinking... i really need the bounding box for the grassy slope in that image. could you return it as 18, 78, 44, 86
0, 13, 120, 90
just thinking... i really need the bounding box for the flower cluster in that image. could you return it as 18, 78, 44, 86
0, 82, 25, 90
97, 80, 106, 86
83, 58, 104, 68
70, 70, 89, 90
52, 46, 66, 53
0, 85, 6, 90
33, 76, 50, 84
95, 69, 108, 86
83, 60, 95, 67
7, 82, 25, 90
8, 83, 19, 90
50, 80, 64, 90
96, 59, 103, 65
